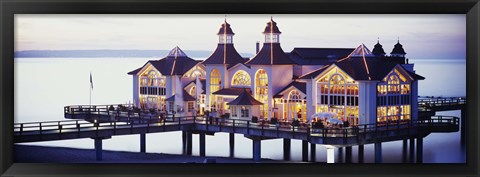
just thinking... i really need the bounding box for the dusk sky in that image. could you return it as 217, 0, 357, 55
15, 14, 466, 59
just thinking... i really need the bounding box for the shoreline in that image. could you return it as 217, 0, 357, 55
14, 145, 291, 163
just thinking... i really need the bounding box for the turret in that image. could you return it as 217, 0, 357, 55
372, 39, 386, 57
390, 39, 407, 57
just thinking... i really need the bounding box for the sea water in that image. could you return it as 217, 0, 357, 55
14, 57, 466, 163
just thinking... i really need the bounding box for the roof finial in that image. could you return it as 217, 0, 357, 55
270, 16, 273, 22
397, 36, 400, 43
377, 37, 380, 44
224, 14, 227, 23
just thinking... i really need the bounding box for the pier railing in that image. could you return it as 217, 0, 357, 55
14, 112, 459, 142
418, 96, 466, 108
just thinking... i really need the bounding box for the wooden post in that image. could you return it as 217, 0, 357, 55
402, 139, 408, 163
460, 106, 466, 145
199, 132, 206, 157
345, 146, 352, 163
358, 144, 364, 163
374, 142, 382, 163
310, 143, 316, 162
337, 147, 343, 163
182, 131, 187, 154
409, 138, 415, 163
187, 131, 192, 155
140, 133, 146, 153
416, 137, 423, 163
283, 138, 291, 161
229, 133, 235, 157
302, 140, 308, 162
94, 138, 103, 161
253, 138, 261, 162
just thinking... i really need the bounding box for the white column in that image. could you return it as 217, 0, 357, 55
358, 81, 378, 125
205, 66, 212, 111
411, 81, 418, 121
133, 75, 139, 107
166, 76, 173, 98
327, 148, 335, 163
306, 79, 315, 120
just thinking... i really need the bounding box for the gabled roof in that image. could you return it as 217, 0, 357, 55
298, 65, 330, 79
405, 69, 425, 80
127, 66, 144, 75
245, 43, 295, 65
274, 81, 306, 98
128, 47, 200, 76
299, 44, 424, 81
227, 62, 251, 70
349, 44, 375, 57
202, 44, 247, 65
166, 90, 196, 102
288, 48, 354, 65
227, 89, 263, 106
185, 78, 207, 93
212, 88, 252, 96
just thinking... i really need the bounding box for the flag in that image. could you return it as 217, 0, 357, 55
90, 72, 93, 90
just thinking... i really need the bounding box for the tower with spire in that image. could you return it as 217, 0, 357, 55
203, 19, 248, 112
390, 38, 407, 58
244, 18, 296, 119
372, 38, 386, 57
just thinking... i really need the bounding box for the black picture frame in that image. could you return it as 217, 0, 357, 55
1, 0, 478, 176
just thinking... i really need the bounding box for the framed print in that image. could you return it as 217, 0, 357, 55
1, 0, 479, 176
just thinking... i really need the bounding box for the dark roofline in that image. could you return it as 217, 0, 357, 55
227, 89, 263, 106
273, 81, 307, 98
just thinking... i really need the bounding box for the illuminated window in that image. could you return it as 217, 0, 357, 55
210, 69, 222, 93
241, 106, 249, 117
191, 70, 203, 78
187, 102, 194, 112
148, 70, 158, 86
255, 69, 268, 118
376, 68, 412, 124
315, 67, 359, 125
190, 86, 196, 98
232, 70, 251, 87
388, 75, 400, 94
231, 106, 237, 117
287, 90, 305, 121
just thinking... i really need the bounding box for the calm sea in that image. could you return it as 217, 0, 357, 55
14, 58, 466, 163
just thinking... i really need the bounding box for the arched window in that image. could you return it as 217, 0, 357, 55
255, 69, 268, 118
376, 70, 412, 124
191, 70, 203, 78
148, 70, 158, 86
315, 68, 359, 125
329, 74, 345, 95
387, 75, 400, 94
190, 86, 196, 97
158, 78, 166, 87
232, 70, 251, 87
210, 69, 221, 93
288, 90, 301, 102
287, 90, 305, 120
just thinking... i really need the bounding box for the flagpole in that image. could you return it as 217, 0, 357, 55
90, 73, 91, 108
90, 72, 92, 108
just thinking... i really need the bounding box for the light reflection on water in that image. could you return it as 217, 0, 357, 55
14, 58, 466, 163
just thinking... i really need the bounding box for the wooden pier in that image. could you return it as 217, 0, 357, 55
13, 96, 465, 163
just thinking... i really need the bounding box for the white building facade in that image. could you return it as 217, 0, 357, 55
128, 19, 424, 126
